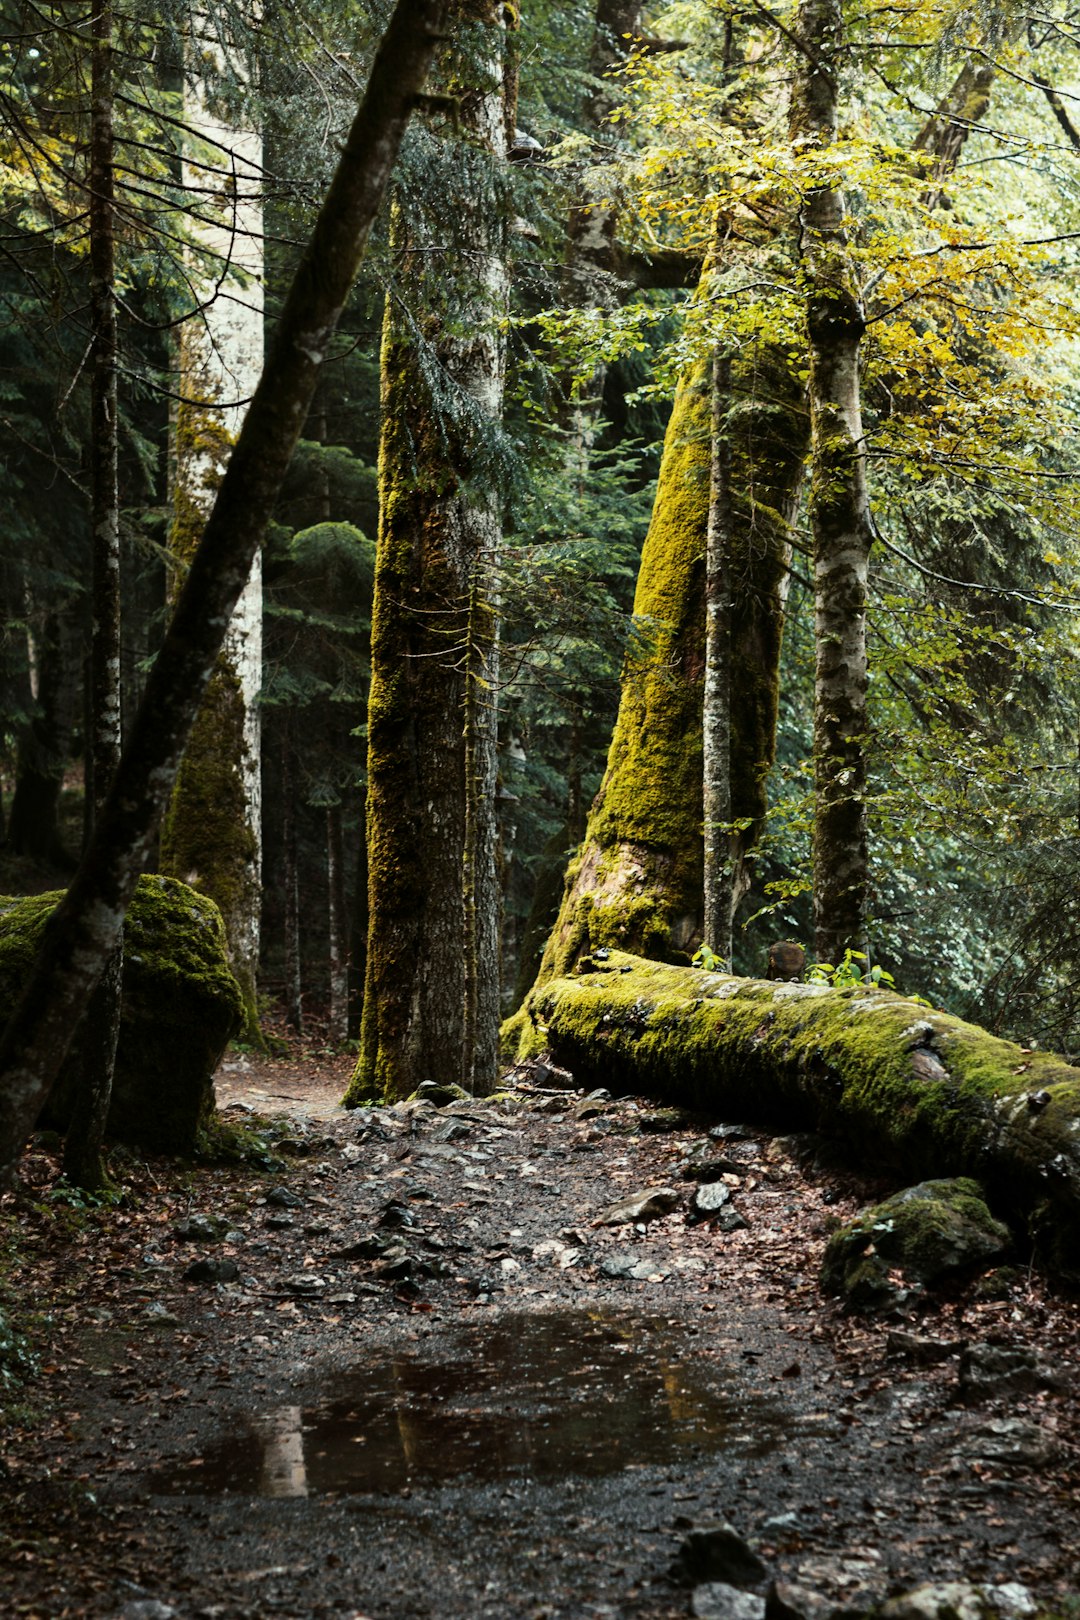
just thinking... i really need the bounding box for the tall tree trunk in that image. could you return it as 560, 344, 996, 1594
64, 0, 123, 1191
326, 802, 348, 1045
350, 3, 509, 1104
0, 0, 446, 1190
9, 609, 76, 868
702, 352, 735, 964
159, 7, 265, 1042
792, 0, 872, 967
281, 729, 303, 1035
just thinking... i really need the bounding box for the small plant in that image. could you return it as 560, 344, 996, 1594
692, 944, 727, 972
808, 949, 895, 991
43, 1179, 123, 1212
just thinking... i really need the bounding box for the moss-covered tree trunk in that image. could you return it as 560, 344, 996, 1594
522, 257, 806, 1005
791, 0, 872, 967
527, 951, 1080, 1275
0, 0, 446, 1189
348, 3, 509, 1104
159, 8, 264, 1042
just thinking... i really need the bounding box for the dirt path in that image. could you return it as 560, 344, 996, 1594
2, 1047, 1078, 1620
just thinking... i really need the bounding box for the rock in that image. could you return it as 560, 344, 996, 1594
875, 1581, 1037, 1620
13, 875, 243, 1152
674, 1522, 769, 1589
593, 1187, 682, 1226
142, 1303, 179, 1327
639, 1107, 695, 1134
765, 1579, 831, 1620
692, 1182, 732, 1218
958, 1342, 1065, 1402
283, 1274, 325, 1294
679, 1141, 747, 1181
378, 1199, 418, 1229
266, 1186, 303, 1209
886, 1330, 965, 1364
120, 1602, 179, 1620
693, 1584, 767, 1620
822, 1179, 1010, 1311
182, 1258, 239, 1284
265, 1213, 295, 1230
172, 1214, 220, 1242
709, 1124, 756, 1144
435, 1120, 471, 1143
600, 1254, 637, 1279
955, 1417, 1058, 1470
414, 1080, 470, 1106
716, 1208, 749, 1233
328, 1233, 393, 1261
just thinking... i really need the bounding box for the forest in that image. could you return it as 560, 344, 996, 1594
3, 0, 1080, 1616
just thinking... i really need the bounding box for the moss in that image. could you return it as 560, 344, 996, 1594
527, 950, 1080, 1274
0, 876, 243, 1152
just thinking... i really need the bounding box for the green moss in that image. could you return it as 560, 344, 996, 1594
0, 876, 243, 1152
526, 950, 1080, 1273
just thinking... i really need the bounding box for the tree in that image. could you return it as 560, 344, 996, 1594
350, 0, 511, 1103
0, 0, 447, 1189
159, 5, 266, 1042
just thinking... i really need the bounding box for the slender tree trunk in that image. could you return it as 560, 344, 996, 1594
702, 352, 734, 964
64, 0, 123, 1191
281, 730, 303, 1035
9, 610, 76, 868
326, 802, 349, 1045
351, 3, 509, 1104
792, 0, 872, 966
160, 6, 265, 1042
0, 0, 446, 1190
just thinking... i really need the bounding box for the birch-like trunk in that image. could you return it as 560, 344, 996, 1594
352, 4, 509, 1103
0, 0, 445, 1189
327, 803, 349, 1046
63, 0, 122, 1191
160, 8, 264, 1040
792, 0, 872, 966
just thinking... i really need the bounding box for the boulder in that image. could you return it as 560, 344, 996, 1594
0, 875, 243, 1153
822, 1179, 1010, 1311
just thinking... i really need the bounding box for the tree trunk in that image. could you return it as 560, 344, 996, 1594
326, 802, 349, 1045
0, 0, 446, 1190
9, 609, 76, 868
350, 3, 509, 1104
527, 951, 1080, 1277
791, 0, 872, 968
159, 6, 265, 1043
64, 0, 123, 1192
702, 351, 735, 964
281, 730, 303, 1036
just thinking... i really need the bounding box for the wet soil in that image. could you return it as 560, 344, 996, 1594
2, 1044, 1079, 1619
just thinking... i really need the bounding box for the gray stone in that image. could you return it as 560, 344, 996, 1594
955, 1418, 1058, 1470
283, 1274, 325, 1294
120, 1602, 179, 1620
593, 1186, 682, 1227
959, 1342, 1065, 1402
265, 1213, 295, 1230
875, 1582, 1037, 1620
266, 1186, 303, 1209
692, 1182, 732, 1218
142, 1303, 179, 1327
886, 1330, 964, 1365
693, 1584, 767, 1620
639, 1107, 695, 1134
415, 1080, 470, 1106
822, 1179, 1010, 1312
182, 1258, 239, 1284
716, 1208, 749, 1233
674, 1522, 769, 1589
173, 1214, 219, 1242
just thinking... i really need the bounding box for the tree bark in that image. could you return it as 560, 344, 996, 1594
326, 802, 349, 1045
702, 351, 735, 964
0, 0, 446, 1190
8, 610, 76, 869
527, 951, 1080, 1277
351, 2, 509, 1104
160, 6, 265, 1043
281, 729, 303, 1036
791, 0, 872, 968
63, 0, 123, 1191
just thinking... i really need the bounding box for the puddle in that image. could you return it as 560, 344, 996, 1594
155, 1309, 791, 1497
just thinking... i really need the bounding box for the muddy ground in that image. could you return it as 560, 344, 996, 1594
1, 1039, 1079, 1620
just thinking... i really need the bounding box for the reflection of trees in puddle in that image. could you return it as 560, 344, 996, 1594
161, 1312, 788, 1497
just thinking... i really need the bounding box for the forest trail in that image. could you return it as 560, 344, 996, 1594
2, 1042, 1079, 1620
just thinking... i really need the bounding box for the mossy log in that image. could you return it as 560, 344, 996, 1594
522, 951, 1080, 1274
0, 876, 243, 1152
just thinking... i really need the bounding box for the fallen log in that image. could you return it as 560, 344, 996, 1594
517, 952, 1080, 1275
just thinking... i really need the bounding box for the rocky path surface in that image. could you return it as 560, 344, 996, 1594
2, 1046, 1079, 1620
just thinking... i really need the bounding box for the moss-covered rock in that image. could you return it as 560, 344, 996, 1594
520, 950, 1080, 1274
822, 1178, 1011, 1311
0, 875, 243, 1152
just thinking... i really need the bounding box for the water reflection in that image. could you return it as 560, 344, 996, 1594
156, 1309, 787, 1497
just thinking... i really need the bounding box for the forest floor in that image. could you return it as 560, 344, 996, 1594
2, 1029, 1079, 1620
